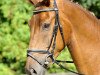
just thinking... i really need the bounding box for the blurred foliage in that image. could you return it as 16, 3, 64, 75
74, 0, 100, 18
0, 0, 100, 75
0, 0, 32, 75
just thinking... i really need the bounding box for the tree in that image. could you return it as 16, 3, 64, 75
74, 0, 100, 18
0, 0, 32, 75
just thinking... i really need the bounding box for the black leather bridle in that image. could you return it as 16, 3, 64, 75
27, 0, 65, 66
27, 0, 83, 75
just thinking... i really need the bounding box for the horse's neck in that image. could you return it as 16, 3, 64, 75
59, 0, 100, 75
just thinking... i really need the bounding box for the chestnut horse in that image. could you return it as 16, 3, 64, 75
25, 0, 100, 75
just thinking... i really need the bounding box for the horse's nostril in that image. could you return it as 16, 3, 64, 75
33, 69, 37, 74
30, 68, 37, 74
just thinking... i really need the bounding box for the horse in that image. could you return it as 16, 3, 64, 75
25, 0, 100, 75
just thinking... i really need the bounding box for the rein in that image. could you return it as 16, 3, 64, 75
27, 0, 83, 75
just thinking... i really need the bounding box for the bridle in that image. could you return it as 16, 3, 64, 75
27, 0, 65, 66
27, 0, 83, 75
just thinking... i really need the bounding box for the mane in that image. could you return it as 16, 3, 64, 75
65, 0, 98, 21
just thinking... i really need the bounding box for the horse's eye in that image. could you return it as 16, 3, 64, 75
42, 23, 50, 30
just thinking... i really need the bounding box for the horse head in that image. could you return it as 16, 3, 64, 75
25, 0, 72, 75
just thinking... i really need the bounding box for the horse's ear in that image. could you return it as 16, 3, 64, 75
36, 0, 50, 7
29, 0, 42, 5
43, 0, 50, 6
28, 0, 35, 5
29, 0, 50, 7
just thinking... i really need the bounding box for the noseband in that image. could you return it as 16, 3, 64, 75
27, 0, 83, 75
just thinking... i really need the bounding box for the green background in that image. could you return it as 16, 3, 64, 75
0, 0, 100, 75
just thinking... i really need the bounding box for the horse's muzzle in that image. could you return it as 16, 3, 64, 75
25, 62, 46, 75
